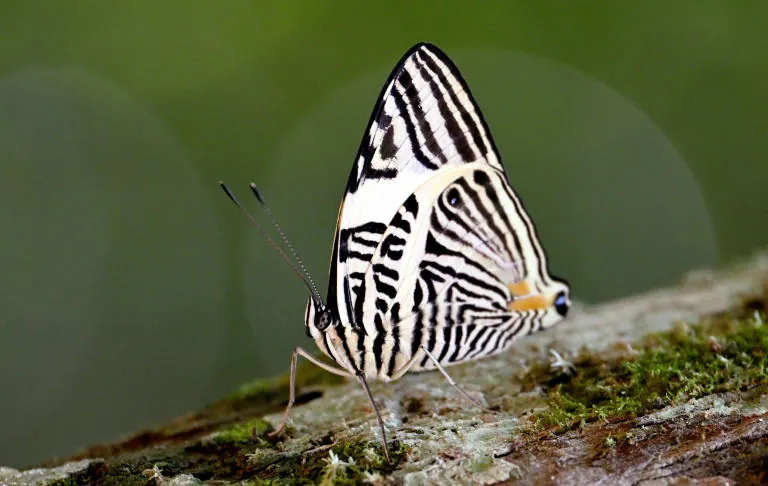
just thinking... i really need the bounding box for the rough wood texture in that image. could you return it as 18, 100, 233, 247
3, 249, 767, 485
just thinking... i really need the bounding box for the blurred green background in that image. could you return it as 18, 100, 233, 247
1, 0, 766, 468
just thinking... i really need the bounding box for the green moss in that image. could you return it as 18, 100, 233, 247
248, 439, 408, 485
530, 312, 767, 431
334, 440, 408, 471
319, 441, 409, 485
213, 418, 273, 444
48, 461, 157, 486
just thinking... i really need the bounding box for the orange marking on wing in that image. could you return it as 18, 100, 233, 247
507, 281, 531, 298
507, 281, 552, 312
508, 295, 551, 312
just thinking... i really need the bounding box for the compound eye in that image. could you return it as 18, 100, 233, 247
554, 291, 570, 317
316, 309, 333, 331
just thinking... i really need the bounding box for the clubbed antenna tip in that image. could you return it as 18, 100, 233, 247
249, 182, 265, 204
219, 182, 240, 206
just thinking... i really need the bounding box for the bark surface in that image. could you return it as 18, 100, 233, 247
3, 250, 767, 485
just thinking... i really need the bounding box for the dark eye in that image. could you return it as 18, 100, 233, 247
447, 187, 461, 207
316, 309, 333, 331
554, 291, 569, 317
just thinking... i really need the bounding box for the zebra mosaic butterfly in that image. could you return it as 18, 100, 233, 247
221, 43, 571, 462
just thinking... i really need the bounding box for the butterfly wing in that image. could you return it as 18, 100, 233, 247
329, 43, 507, 327
324, 43, 569, 379
359, 163, 570, 377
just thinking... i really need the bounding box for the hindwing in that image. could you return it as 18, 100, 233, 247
361, 163, 568, 375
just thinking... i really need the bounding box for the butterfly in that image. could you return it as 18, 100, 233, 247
221, 42, 570, 462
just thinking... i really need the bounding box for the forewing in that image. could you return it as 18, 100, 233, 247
331, 43, 505, 327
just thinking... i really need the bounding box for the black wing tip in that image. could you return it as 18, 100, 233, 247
406, 41, 501, 161
395, 43, 460, 84
412, 42, 458, 69
403, 42, 444, 60
378, 43, 442, 74
410, 41, 434, 50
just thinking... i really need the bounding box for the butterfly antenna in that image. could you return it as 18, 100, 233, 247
248, 182, 322, 300
219, 182, 322, 302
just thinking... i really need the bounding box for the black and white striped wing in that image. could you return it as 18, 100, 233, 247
331, 43, 506, 327
359, 164, 568, 377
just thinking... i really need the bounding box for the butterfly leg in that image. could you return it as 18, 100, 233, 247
268, 347, 353, 437
356, 373, 392, 464
420, 346, 486, 409
388, 345, 486, 408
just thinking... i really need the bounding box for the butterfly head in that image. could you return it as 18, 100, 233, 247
304, 297, 339, 338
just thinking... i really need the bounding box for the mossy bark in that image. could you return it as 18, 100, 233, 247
3, 250, 768, 485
